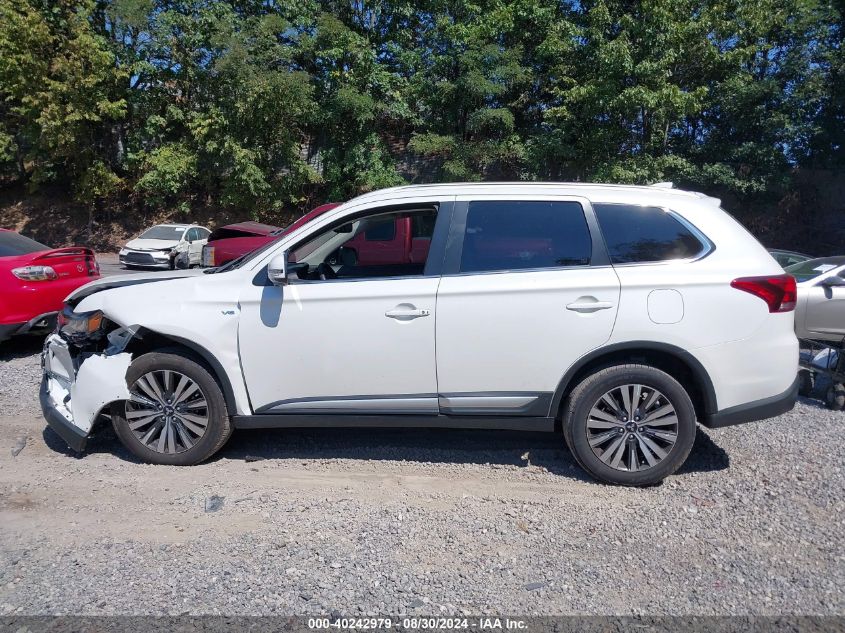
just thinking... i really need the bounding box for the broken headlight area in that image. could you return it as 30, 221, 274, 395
56, 306, 133, 354
56, 307, 117, 350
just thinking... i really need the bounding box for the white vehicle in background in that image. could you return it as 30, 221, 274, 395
786, 256, 845, 410
786, 256, 845, 343
119, 224, 210, 269
42, 183, 798, 486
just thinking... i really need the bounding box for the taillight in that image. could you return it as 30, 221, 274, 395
731, 274, 797, 313
87, 256, 100, 276
12, 265, 58, 281
202, 246, 215, 267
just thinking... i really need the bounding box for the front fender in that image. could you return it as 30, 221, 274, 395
74, 272, 253, 415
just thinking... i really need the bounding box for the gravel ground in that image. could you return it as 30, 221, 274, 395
0, 336, 843, 616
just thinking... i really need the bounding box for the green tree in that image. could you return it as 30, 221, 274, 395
0, 0, 841, 227
0, 0, 126, 192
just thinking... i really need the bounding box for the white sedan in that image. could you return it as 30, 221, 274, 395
786, 256, 845, 343
119, 224, 210, 269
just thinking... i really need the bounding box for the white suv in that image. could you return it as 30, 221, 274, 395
41, 183, 798, 485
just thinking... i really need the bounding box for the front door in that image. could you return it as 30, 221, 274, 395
237, 201, 449, 414
434, 196, 620, 417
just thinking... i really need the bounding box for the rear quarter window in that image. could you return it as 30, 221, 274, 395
0, 231, 49, 257
593, 204, 707, 264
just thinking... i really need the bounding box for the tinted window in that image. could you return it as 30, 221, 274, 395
459, 201, 591, 273
364, 217, 396, 241
412, 214, 436, 239
594, 204, 706, 264
780, 254, 807, 267
0, 231, 48, 257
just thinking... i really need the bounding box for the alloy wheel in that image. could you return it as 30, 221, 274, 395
585, 384, 679, 472
124, 370, 209, 454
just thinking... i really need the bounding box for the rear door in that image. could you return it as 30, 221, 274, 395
434, 195, 620, 418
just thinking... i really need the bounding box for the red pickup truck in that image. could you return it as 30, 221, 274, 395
202, 204, 433, 268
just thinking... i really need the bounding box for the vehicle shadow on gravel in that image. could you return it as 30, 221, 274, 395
0, 335, 45, 361
43, 420, 729, 484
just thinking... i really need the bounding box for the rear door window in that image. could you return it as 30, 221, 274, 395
593, 204, 706, 264
459, 201, 592, 273
0, 231, 49, 257
364, 218, 396, 242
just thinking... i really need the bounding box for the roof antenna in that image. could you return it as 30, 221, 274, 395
650, 181, 674, 189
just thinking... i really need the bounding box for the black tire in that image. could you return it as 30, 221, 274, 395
797, 369, 815, 397
174, 251, 191, 269
111, 351, 233, 465
825, 383, 845, 411
562, 364, 697, 486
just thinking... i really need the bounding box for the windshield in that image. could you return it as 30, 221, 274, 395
786, 260, 844, 283
0, 231, 49, 257
139, 226, 185, 240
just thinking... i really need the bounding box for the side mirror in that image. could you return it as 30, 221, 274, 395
267, 252, 289, 286
820, 276, 845, 288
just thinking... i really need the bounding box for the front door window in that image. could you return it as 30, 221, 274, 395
289, 207, 437, 281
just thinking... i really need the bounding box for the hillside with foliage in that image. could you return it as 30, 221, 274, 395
0, 0, 843, 249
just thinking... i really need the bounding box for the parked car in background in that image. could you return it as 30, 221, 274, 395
41, 183, 798, 486
769, 248, 813, 268
119, 224, 210, 269
201, 205, 339, 268
786, 256, 845, 343
201, 221, 284, 268
0, 229, 99, 342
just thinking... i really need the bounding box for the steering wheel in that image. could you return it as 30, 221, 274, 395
316, 262, 337, 281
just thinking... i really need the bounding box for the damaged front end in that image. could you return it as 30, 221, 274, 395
40, 308, 138, 451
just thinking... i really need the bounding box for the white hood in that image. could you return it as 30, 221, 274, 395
124, 238, 180, 251
65, 268, 205, 306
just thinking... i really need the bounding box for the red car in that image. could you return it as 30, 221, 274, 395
0, 229, 100, 342
201, 204, 341, 267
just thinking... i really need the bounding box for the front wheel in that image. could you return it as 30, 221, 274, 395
111, 351, 232, 465
562, 364, 697, 486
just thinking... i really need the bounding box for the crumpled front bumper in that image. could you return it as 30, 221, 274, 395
119, 249, 172, 268
41, 333, 133, 452
40, 377, 89, 451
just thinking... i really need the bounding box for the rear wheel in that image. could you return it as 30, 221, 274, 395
563, 364, 697, 486
825, 383, 845, 411
112, 351, 232, 465
797, 369, 815, 397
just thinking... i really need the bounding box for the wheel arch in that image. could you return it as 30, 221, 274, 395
123, 329, 240, 415
550, 342, 717, 427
